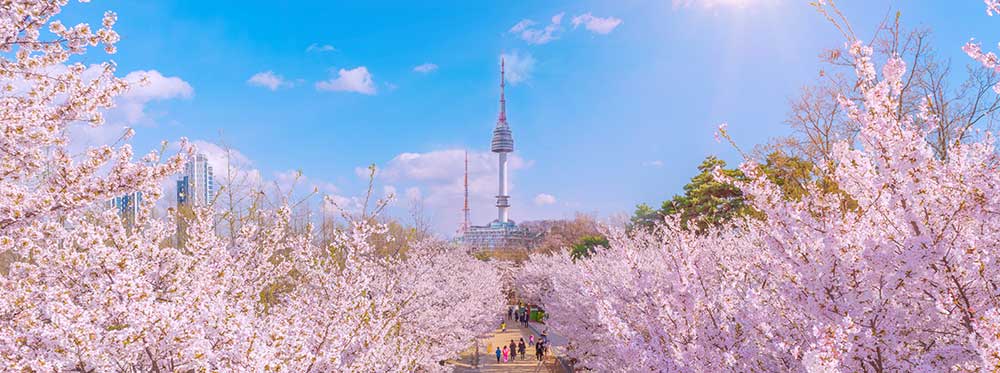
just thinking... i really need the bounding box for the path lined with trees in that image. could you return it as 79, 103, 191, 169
450, 317, 564, 372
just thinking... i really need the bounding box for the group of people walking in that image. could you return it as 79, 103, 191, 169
507, 305, 531, 328
494, 336, 547, 363
494, 304, 548, 364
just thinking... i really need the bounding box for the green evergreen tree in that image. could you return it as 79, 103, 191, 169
570, 235, 610, 261
632, 153, 825, 233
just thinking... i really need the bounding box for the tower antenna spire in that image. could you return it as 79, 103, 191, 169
498, 57, 506, 122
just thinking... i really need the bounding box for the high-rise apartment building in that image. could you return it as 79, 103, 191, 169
109, 191, 142, 228
177, 153, 214, 207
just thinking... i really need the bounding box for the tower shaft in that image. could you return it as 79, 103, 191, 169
497, 152, 510, 223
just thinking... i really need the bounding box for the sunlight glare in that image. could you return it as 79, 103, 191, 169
673, 0, 777, 10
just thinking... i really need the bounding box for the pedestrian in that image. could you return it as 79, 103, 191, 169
509, 339, 517, 360
518, 339, 526, 360
529, 334, 535, 346
501, 321, 506, 332
535, 342, 544, 361
507, 306, 513, 320
495, 347, 502, 363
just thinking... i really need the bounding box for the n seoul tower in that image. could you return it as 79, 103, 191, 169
455, 57, 535, 250
491, 58, 515, 224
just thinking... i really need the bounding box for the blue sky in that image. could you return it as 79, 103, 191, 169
62, 0, 998, 234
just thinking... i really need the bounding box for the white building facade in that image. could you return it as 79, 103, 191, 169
177, 153, 214, 207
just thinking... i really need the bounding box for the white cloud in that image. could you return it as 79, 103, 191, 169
70, 69, 193, 148
551, 12, 565, 24
383, 185, 398, 199
183, 140, 351, 212
191, 140, 263, 189
373, 149, 532, 232
313, 181, 340, 195
534, 193, 557, 206
672, 0, 772, 9
405, 187, 422, 201
378, 149, 529, 183
509, 12, 565, 45
509, 19, 535, 34
315, 66, 376, 95
323, 194, 355, 212
306, 43, 337, 53
500, 51, 535, 85
413, 63, 439, 73
247, 71, 292, 91
355, 165, 377, 180
118, 70, 194, 124
571, 13, 623, 34
123, 70, 194, 102
643, 160, 665, 168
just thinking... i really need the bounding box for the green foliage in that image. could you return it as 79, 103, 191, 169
630, 203, 660, 229
761, 151, 818, 201
630, 156, 750, 233
632, 152, 829, 233
531, 310, 545, 322
570, 235, 609, 261
472, 251, 492, 261
663, 156, 750, 232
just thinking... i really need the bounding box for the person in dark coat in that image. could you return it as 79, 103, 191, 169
535, 341, 544, 361
518, 339, 526, 360
509, 339, 517, 359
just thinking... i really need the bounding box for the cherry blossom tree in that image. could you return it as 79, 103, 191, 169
965, 1, 1000, 95
0, 1, 504, 371
266, 220, 502, 371
520, 2, 1000, 371
0, 0, 187, 239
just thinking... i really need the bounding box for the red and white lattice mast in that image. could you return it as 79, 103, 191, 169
460, 150, 471, 233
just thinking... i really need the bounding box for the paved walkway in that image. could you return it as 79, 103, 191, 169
526, 321, 568, 360
449, 319, 564, 372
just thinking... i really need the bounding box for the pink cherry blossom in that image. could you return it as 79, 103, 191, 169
0, 1, 505, 371
987, 0, 1000, 16
519, 2, 1000, 371
964, 2, 1000, 93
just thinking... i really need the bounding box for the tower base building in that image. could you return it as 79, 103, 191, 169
458, 220, 537, 250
